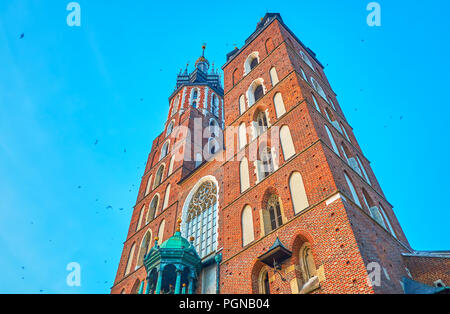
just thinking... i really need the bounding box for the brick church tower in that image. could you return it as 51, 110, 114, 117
111, 14, 449, 294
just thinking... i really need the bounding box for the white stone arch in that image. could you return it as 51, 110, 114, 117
246, 78, 267, 107
162, 184, 171, 210
137, 228, 153, 267
239, 94, 246, 115
180, 175, 220, 256
274, 92, 286, 118
280, 125, 296, 161
168, 155, 176, 176
238, 122, 247, 150
160, 140, 170, 160
158, 219, 166, 243
240, 157, 250, 192
172, 94, 180, 116
136, 205, 145, 231
124, 242, 136, 276
166, 120, 175, 137
244, 51, 260, 75
241, 205, 255, 247
269, 67, 279, 86
146, 193, 161, 223
289, 171, 309, 214
153, 163, 166, 189
145, 175, 153, 196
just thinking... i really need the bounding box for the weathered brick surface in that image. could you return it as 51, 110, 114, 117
403, 256, 450, 286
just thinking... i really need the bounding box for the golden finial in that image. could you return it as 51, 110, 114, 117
182, 283, 186, 287
155, 236, 159, 242
189, 236, 195, 242
176, 219, 182, 232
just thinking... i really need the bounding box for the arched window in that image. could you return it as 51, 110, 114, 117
324, 125, 339, 155
241, 205, 254, 246
240, 157, 250, 192
136, 205, 145, 231
379, 204, 397, 238
244, 52, 260, 75
158, 219, 165, 243
172, 95, 180, 116
192, 101, 197, 109
356, 156, 371, 185
329, 98, 337, 111
289, 172, 309, 214
341, 123, 351, 142
344, 172, 361, 207
300, 244, 317, 280
300, 67, 307, 81
247, 79, 266, 106
162, 184, 171, 210
238, 123, 247, 150
193, 89, 198, 100
250, 58, 258, 70
257, 147, 275, 181
280, 125, 296, 160
311, 77, 327, 100
168, 155, 175, 176
166, 121, 174, 137
160, 142, 169, 160
153, 165, 164, 188
259, 269, 271, 294
263, 194, 283, 233
185, 181, 218, 258
211, 94, 219, 117
312, 94, 321, 113
300, 50, 314, 70
255, 110, 269, 137
254, 85, 264, 103
265, 38, 274, 54
124, 243, 136, 276
137, 230, 152, 267
273, 92, 286, 118
145, 175, 152, 196
239, 94, 246, 114
147, 195, 159, 223
362, 189, 386, 229
269, 67, 279, 86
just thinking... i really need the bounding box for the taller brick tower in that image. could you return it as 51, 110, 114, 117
111, 14, 449, 294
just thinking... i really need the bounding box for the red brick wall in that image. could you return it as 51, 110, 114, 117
403, 256, 450, 286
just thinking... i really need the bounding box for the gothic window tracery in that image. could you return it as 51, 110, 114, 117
185, 181, 218, 258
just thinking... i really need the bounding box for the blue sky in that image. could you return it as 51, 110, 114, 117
0, 0, 448, 293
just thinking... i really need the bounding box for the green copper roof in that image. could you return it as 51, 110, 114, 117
159, 231, 192, 250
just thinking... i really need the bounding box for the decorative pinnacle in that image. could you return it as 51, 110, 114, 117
189, 236, 195, 242
202, 43, 206, 56
176, 219, 182, 232
155, 236, 159, 242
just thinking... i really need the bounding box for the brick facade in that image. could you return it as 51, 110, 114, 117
111, 13, 448, 294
